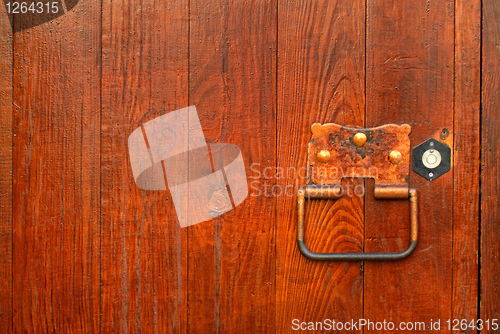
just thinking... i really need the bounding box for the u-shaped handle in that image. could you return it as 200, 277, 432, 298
297, 186, 418, 261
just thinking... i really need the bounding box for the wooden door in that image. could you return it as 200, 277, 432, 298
0, 0, 498, 333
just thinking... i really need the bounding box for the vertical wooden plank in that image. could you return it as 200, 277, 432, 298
12, 1, 101, 333
453, 0, 480, 326
185, 1, 221, 331
276, 0, 365, 332
364, 0, 455, 331
215, 1, 276, 331
481, 0, 500, 329
188, 0, 276, 332
100, 0, 188, 332
0, 4, 12, 333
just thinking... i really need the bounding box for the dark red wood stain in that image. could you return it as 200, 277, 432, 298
0, 0, 494, 332
188, 0, 276, 332
277, 0, 365, 332
12, 1, 101, 332
0, 3, 13, 332
482, 0, 500, 332
100, 0, 188, 332
364, 0, 456, 332
454, 0, 480, 328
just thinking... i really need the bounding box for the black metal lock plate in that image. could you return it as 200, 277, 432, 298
412, 139, 451, 181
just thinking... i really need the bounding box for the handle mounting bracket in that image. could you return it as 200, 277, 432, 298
297, 123, 418, 261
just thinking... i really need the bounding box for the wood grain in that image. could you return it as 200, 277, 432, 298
188, 0, 276, 332
185, 2, 223, 331
364, 0, 455, 331
276, 0, 365, 332
453, 0, 480, 327
0, 1, 496, 332
100, 0, 188, 332
0, 4, 12, 333
481, 0, 500, 330
12, 1, 101, 332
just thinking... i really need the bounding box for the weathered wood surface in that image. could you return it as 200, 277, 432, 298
276, 0, 365, 332
0, 0, 493, 332
100, 0, 188, 332
364, 0, 456, 332
482, 0, 500, 332
0, 3, 12, 333
188, 0, 276, 332
453, 0, 481, 328
11, 1, 101, 332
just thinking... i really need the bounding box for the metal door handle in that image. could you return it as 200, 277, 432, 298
297, 186, 418, 261
297, 122, 419, 261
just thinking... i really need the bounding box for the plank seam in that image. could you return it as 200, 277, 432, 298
11, 10, 15, 334
186, 0, 190, 331
99, 0, 103, 331
451, 0, 456, 322
477, 0, 483, 328
275, 0, 279, 333
362, 0, 367, 331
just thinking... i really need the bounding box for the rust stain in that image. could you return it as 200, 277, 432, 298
440, 127, 450, 140
307, 123, 412, 187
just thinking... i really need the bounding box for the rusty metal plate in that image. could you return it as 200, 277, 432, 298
307, 123, 411, 187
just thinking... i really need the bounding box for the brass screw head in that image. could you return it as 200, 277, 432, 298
353, 133, 367, 147
317, 150, 331, 163
389, 150, 403, 164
